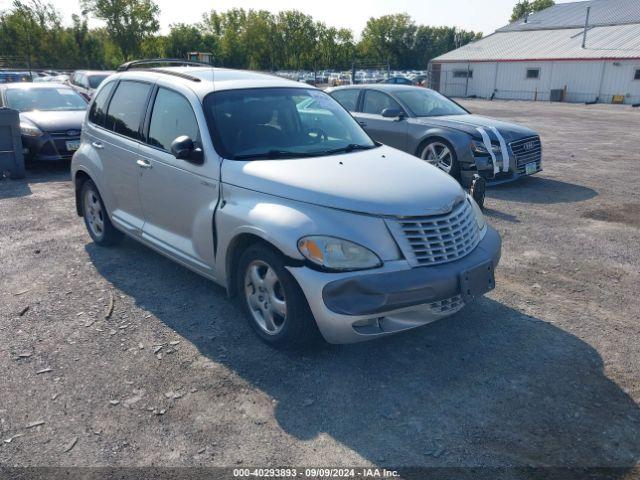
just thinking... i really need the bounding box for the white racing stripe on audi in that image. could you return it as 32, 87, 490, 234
476, 127, 499, 175
489, 126, 509, 172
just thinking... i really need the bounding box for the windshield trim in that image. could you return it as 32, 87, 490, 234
203, 86, 377, 161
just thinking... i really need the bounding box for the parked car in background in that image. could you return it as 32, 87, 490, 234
378, 76, 413, 85
0, 71, 33, 83
72, 65, 500, 348
68, 70, 114, 99
0, 83, 87, 162
327, 84, 542, 186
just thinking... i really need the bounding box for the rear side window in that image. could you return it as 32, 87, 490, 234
330, 89, 359, 111
147, 88, 199, 151
104, 81, 152, 140
88, 81, 116, 126
362, 90, 402, 115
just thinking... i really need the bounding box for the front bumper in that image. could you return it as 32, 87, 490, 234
22, 134, 80, 162
460, 153, 542, 187
288, 226, 501, 344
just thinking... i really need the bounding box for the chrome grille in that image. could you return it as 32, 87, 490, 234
387, 199, 481, 267
509, 136, 541, 166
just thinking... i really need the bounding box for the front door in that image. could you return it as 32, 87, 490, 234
352, 90, 408, 151
137, 86, 219, 276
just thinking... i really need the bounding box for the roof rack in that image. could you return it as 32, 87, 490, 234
116, 58, 211, 72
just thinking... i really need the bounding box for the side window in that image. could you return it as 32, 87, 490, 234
147, 88, 200, 152
330, 89, 359, 111
88, 81, 116, 126
104, 81, 152, 140
362, 90, 402, 115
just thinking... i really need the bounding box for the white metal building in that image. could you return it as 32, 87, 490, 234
430, 0, 640, 104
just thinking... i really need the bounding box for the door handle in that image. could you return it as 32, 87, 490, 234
358, 121, 367, 127
136, 159, 152, 169
91, 141, 103, 149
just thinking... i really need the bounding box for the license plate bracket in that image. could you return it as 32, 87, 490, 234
66, 140, 80, 152
459, 260, 495, 303
525, 162, 537, 175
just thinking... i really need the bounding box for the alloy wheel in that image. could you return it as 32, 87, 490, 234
83, 189, 105, 239
421, 142, 453, 173
244, 260, 287, 335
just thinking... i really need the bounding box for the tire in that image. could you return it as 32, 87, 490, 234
80, 179, 123, 246
418, 138, 460, 181
237, 243, 320, 349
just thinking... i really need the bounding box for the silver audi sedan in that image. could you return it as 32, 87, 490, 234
326, 84, 542, 186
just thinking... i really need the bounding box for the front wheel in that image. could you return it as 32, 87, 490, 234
237, 243, 320, 349
419, 139, 460, 180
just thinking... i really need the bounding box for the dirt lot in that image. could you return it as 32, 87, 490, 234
1, 100, 639, 477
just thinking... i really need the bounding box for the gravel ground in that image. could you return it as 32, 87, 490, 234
1, 100, 639, 477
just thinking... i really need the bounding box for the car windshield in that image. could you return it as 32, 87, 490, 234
395, 89, 467, 117
5, 87, 87, 112
205, 87, 376, 160
88, 74, 109, 89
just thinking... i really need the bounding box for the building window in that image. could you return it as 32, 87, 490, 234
634, 68, 640, 80
526, 68, 540, 79
453, 70, 473, 78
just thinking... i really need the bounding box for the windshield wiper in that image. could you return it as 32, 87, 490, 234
232, 150, 319, 160
322, 144, 376, 155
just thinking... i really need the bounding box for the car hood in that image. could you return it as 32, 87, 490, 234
413, 114, 537, 142
222, 145, 466, 217
20, 110, 85, 133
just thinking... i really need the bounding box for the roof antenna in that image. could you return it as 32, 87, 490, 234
582, 6, 591, 48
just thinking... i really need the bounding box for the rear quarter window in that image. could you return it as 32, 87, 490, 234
88, 81, 116, 126
104, 81, 152, 140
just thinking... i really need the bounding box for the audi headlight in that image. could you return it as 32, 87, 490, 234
471, 139, 500, 155
468, 195, 486, 231
298, 236, 382, 271
20, 121, 43, 137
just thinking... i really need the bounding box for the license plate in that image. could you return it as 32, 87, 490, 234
525, 162, 537, 175
459, 260, 495, 303
66, 140, 80, 151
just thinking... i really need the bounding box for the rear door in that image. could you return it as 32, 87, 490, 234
137, 85, 218, 275
356, 89, 408, 151
89, 80, 153, 234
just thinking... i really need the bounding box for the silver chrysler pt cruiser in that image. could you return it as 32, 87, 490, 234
71, 64, 501, 348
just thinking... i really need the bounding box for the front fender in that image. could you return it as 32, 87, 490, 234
414, 127, 474, 166
214, 183, 402, 287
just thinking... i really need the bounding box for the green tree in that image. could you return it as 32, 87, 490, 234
510, 0, 555, 23
81, 0, 160, 60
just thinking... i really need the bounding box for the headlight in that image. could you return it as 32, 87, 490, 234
298, 236, 382, 271
471, 139, 500, 155
468, 195, 486, 231
20, 122, 43, 137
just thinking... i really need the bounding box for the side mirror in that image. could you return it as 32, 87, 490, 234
381, 108, 404, 119
170, 135, 203, 164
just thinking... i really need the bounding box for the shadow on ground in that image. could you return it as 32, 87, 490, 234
86, 239, 640, 476
488, 177, 598, 204
0, 161, 69, 199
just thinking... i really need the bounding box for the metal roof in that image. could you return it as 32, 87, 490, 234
432, 23, 640, 62
432, 0, 640, 62
499, 0, 640, 32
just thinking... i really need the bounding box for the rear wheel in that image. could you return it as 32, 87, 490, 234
419, 139, 460, 180
81, 180, 123, 246
237, 243, 320, 348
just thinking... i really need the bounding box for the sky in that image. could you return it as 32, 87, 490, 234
0, 0, 574, 37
